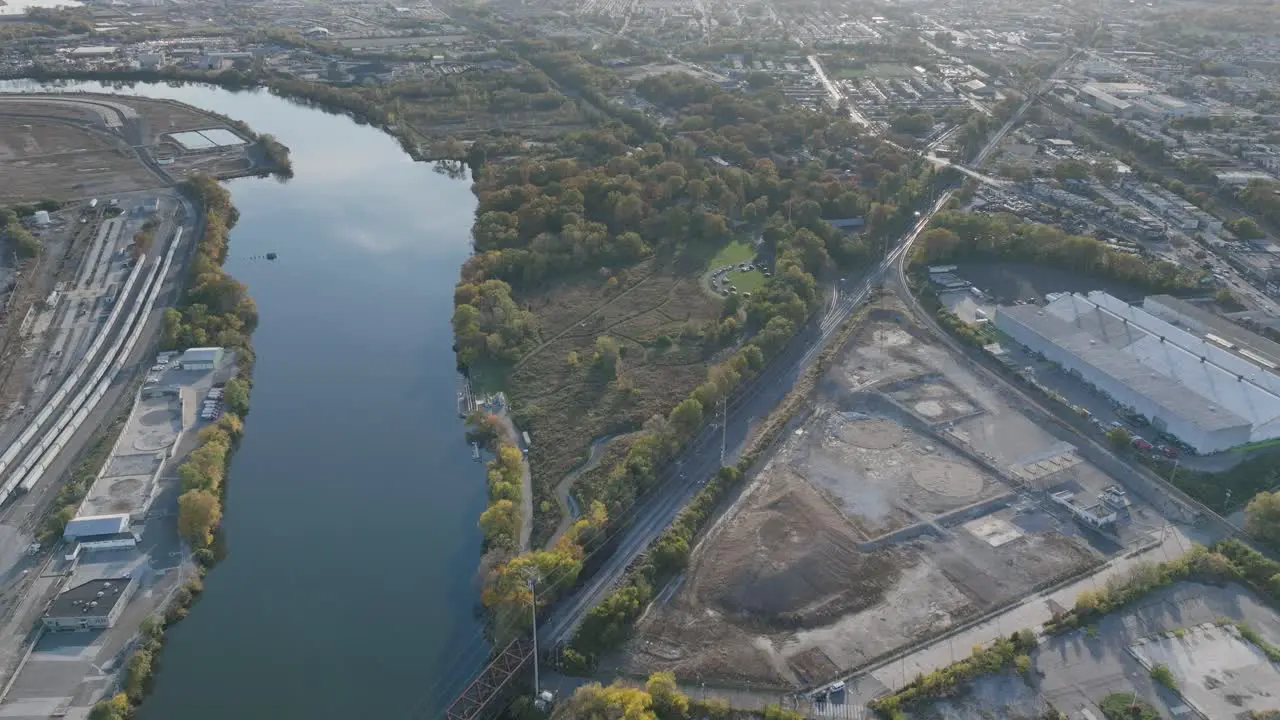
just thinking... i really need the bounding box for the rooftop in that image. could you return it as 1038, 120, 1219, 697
999, 303, 1249, 434
180, 347, 222, 363
1145, 295, 1280, 370
63, 514, 129, 540
1001, 292, 1280, 439
74, 532, 137, 545
45, 578, 132, 620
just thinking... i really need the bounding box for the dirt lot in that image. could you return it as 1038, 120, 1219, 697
0, 121, 159, 202
619, 301, 1125, 689
509, 262, 723, 540
120, 96, 227, 139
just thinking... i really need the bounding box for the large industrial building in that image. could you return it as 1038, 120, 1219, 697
42, 577, 135, 632
996, 291, 1280, 454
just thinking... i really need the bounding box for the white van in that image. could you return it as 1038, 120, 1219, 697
827, 680, 846, 694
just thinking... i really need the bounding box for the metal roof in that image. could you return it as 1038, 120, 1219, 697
1003, 292, 1280, 441
63, 514, 130, 540
180, 347, 222, 364
997, 301, 1251, 434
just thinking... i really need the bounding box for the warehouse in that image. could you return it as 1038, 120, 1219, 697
1144, 295, 1280, 370
996, 291, 1280, 453
63, 513, 130, 541
179, 346, 223, 371
42, 577, 135, 631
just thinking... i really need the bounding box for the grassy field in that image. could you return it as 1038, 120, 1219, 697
833, 63, 916, 80
725, 268, 766, 293
509, 260, 723, 544
708, 239, 757, 269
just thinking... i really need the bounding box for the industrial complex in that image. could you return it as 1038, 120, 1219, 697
996, 290, 1280, 453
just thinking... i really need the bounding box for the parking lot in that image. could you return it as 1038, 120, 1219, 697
708, 260, 770, 298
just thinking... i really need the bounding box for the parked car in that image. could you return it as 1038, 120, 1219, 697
1132, 436, 1153, 451
1157, 444, 1178, 458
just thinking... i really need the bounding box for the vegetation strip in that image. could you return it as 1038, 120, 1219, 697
529, 670, 803, 720
90, 173, 265, 720
1043, 540, 1280, 635
867, 629, 1038, 719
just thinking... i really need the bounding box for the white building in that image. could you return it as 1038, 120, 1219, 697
63, 513, 129, 540
996, 291, 1280, 453
1079, 84, 1132, 115
179, 347, 223, 371
137, 52, 165, 69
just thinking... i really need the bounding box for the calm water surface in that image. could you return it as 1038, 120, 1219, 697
1, 80, 490, 719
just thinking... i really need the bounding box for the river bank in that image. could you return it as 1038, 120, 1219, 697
92, 174, 256, 720
2, 79, 490, 720
0, 68, 494, 164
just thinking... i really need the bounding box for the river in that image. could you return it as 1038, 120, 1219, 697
1, 80, 490, 718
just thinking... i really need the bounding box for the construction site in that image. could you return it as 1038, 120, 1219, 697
621, 300, 1175, 691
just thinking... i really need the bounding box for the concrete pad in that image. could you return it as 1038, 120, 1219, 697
0, 697, 70, 717
964, 516, 1024, 547
1128, 624, 1280, 718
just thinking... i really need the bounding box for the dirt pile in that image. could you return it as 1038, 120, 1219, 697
693, 475, 898, 631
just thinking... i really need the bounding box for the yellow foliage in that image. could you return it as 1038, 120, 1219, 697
177, 489, 222, 547
553, 681, 657, 720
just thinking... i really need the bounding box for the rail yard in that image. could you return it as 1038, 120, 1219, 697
0, 91, 275, 718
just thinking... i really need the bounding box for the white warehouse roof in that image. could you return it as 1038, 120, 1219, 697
64, 513, 130, 540
998, 291, 1280, 448
180, 347, 222, 364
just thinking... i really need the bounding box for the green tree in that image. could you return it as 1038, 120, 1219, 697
1216, 289, 1246, 312
1053, 160, 1092, 183
1094, 160, 1119, 185
8, 226, 40, 258
667, 398, 704, 439
593, 336, 621, 375
479, 499, 520, 547
222, 377, 250, 416
124, 648, 153, 701
890, 111, 934, 136
89, 694, 130, 720
1230, 217, 1265, 239
1099, 693, 1159, 720
1150, 662, 1177, 689
645, 672, 690, 719
1106, 426, 1132, 452
1246, 491, 1280, 547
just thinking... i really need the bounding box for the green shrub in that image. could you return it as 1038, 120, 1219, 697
1150, 663, 1177, 690
1099, 693, 1159, 720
